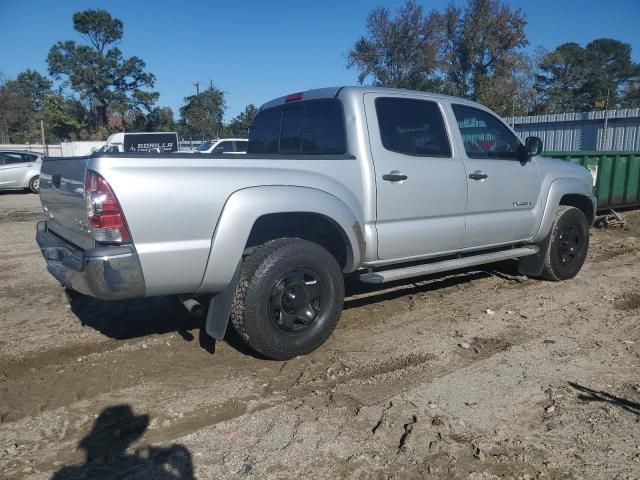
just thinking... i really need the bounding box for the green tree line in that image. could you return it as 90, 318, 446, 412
347, 0, 640, 117
2, 2, 639, 144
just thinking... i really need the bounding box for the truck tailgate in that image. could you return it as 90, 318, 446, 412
39, 156, 94, 250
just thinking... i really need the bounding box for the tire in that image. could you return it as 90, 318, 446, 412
230, 238, 344, 360
29, 176, 40, 194
541, 206, 589, 281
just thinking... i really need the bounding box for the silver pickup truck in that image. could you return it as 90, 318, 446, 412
36, 87, 596, 359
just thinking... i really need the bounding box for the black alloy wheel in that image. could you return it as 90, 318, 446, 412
269, 268, 325, 334
557, 223, 584, 266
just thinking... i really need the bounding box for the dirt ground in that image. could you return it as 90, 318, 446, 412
0, 192, 639, 480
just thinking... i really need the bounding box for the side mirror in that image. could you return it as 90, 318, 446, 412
524, 136, 543, 157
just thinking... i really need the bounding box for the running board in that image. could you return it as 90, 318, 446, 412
359, 246, 539, 284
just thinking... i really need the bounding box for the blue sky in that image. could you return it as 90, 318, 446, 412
1, 0, 639, 121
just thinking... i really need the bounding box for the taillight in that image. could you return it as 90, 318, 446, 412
84, 171, 131, 243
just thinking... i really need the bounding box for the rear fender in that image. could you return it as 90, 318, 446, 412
196, 186, 364, 294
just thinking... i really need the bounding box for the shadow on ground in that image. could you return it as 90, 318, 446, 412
570, 382, 640, 416
67, 261, 525, 357
69, 294, 201, 340
51, 404, 196, 479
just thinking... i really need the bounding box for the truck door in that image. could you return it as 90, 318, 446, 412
364, 94, 468, 260
449, 104, 543, 248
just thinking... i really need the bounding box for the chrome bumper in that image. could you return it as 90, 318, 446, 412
36, 221, 146, 300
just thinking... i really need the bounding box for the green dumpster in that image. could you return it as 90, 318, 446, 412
544, 151, 640, 211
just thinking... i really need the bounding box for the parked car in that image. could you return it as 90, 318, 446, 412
36, 87, 596, 360
0, 150, 43, 193
98, 132, 179, 153
190, 138, 248, 154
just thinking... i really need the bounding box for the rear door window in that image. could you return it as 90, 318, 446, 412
248, 99, 346, 155
375, 98, 451, 157
234, 141, 248, 152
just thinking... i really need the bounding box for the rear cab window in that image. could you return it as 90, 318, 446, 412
248, 99, 346, 155
375, 97, 451, 157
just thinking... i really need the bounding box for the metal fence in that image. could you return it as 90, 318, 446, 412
506, 109, 640, 152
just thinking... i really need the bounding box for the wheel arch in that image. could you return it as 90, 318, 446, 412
532, 178, 596, 243
245, 212, 353, 271
197, 186, 365, 294
28, 174, 40, 192
559, 194, 595, 225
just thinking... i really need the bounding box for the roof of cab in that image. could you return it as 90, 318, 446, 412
258, 86, 489, 112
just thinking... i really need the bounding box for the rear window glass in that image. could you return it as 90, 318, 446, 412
248, 108, 281, 153
301, 102, 346, 154
248, 100, 346, 155
375, 98, 451, 157
280, 108, 304, 153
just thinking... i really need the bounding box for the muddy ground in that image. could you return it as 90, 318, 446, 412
0, 191, 639, 480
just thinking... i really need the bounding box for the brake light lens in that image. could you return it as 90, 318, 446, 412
285, 92, 304, 102
85, 171, 131, 243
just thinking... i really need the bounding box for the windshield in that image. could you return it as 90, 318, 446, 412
95, 144, 119, 153
195, 141, 215, 152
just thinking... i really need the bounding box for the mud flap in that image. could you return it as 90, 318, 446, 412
205, 263, 240, 340
518, 232, 551, 277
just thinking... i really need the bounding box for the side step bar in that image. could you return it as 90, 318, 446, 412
359, 246, 539, 284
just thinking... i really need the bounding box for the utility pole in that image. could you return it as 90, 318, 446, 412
194, 82, 200, 95
40, 119, 48, 156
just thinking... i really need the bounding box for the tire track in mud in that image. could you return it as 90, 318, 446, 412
1, 212, 638, 453
2, 235, 613, 429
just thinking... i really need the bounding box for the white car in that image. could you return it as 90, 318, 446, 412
0, 150, 43, 193
191, 138, 248, 154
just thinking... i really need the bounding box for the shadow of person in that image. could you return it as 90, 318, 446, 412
51, 404, 196, 479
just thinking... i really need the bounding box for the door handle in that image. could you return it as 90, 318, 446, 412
468, 171, 488, 180
382, 172, 408, 182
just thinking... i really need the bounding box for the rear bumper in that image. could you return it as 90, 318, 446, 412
36, 221, 146, 300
